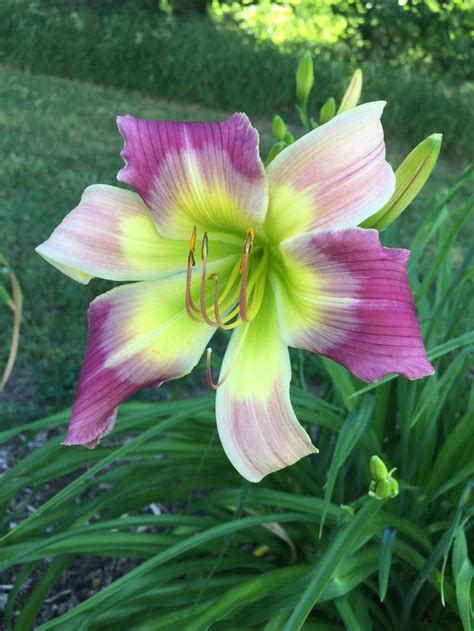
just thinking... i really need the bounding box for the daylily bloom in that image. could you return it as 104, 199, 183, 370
36, 103, 434, 482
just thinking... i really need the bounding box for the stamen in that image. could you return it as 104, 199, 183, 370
188, 225, 197, 266
200, 233, 217, 327
185, 226, 200, 321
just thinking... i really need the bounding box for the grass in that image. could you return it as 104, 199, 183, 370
0, 66, 473, 629
0, 66, 470, 424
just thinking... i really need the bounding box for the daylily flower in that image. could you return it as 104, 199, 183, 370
36, 103, 434, 482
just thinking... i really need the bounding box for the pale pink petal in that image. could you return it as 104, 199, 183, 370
215, 289, 317, 482
117, 113, 268, 239
64, 276, 216, 447
272, 228, 434, 382
265, 102, 395, 242
36, 185, 187, 283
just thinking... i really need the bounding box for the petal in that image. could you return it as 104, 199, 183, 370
215, 289, 317, 483
265, 102, 395, 242
117, 113, 268, 239
36, 184, 196, 283
64, 272, 224, 447
271, 228, 434, 382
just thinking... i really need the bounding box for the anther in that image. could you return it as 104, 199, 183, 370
185, 226, 200, 320
188, 225, 197, 267
201, 232, 209, 260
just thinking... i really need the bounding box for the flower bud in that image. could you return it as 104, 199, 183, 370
389, 477, 399, 498
369, 455, 388, 482
296, 52, 314, 106
265, 141, 286, 166
338, 69, 363, 113
362, 133, 442, 231
272, 115, 287, 141
284, 131, 295, 145
320, 97, 336, 125
376, 479, 393, 499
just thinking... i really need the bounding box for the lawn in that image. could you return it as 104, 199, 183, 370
0, 65, 470, 425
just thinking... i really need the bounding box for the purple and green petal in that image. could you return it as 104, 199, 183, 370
265, 102, 395, 242
64, 274, 221, 447
215, 289, 317, 483
117, 113, 268, 240
36, 185, 192, 283
271, 228, 434, 382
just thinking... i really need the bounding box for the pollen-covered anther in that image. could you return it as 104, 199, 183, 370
185, 226, 200, 321
188, 225, 197, 267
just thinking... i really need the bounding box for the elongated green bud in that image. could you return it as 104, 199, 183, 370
265, 141, 286, 166
369, 455, 388, 482
320, 97, 336, 125
362, 133, 442, 231
272, 115, 287, 141
284, 130, 295, 144
338, 68, 363, 113
296, 52, 314, 106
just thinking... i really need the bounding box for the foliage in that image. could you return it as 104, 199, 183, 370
1, 170, 473, 626
211, 0, 348, 48
211, 0, 473, 80
1, 0, 473, 157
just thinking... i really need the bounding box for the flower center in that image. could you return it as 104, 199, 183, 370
185, 226, 267, 332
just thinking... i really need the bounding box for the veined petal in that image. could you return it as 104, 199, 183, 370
271, 228, 434, 382
117, 113, 268, 240
265, 102, 395, 242
64, 270, 229, 447
36, 185, 200, 283
215, 288, 317, 483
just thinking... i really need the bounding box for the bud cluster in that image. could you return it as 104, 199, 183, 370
368, 455, 399, 500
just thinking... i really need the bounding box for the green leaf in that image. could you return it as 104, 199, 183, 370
452, 528, 473, 631
319, 398, 374, 536
378, 528, 396, 601
283, 499, 385, 630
